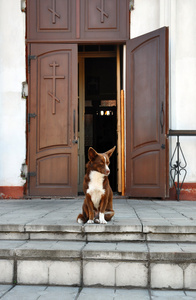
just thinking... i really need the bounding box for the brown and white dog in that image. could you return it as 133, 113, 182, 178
77, 146, 116, 224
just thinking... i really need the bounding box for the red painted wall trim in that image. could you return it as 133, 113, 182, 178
169, 183, 196, 201
0, 184, 195, 200
0, 187, 24, 199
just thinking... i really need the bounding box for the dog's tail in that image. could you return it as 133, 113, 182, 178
77, 213, 87, 224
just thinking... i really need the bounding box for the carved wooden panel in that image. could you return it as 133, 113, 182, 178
126, 27, 169, 198
28, 44, 78, 196
38, 154, 70, 185
132, 38, 159, 151
80, 0, 129, 41
38, 0, 68, 30
38, 53, 69, 149
87, 0, 117, 29
27, 0, 76, 41
26, 0, 129, 42
132, 151, 159, 186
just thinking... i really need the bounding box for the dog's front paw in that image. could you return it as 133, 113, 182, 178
100, 219, 107, 224
99, 212, 107, 224
87, 219, 94, 224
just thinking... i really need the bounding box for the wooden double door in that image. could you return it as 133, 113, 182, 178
28, 27, 169, 198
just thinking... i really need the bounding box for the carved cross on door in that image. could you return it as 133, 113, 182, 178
96, 0, 109, 23
44, 61, 65, 115
48, 0, 60, 24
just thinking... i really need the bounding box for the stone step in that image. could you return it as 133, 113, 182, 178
1, 285, 196, 299
1, 223, 196, 242
0, 199, 196, 243
0, 240, 196, 289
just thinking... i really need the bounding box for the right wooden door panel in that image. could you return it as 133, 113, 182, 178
126, 27, 169, 198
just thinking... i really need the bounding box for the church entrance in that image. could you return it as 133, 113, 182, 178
78, 46, 119, 193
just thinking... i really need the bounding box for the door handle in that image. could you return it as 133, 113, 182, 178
73, 109, 78, 144
160, 102, 165, 134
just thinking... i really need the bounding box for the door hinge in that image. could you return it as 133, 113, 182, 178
28, 55, 37, 73
27, 172, 36, 190
27, 172, 36, 183
28, 113, 37, 131
27, 171, 36, 180
28, 172, 36, 177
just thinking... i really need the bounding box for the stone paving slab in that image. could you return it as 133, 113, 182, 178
1, 286, 196, 300
1, 240, 196, 262
0, 285, 79, 300
84, 223, 142, 232
151, 290, 196, 300
149, 242, 196, 260
0, 199, 196, 227
83, 242, 148, 260
0, 240, 85, 259
86, 232, 144, 242
0, 199, 196, 243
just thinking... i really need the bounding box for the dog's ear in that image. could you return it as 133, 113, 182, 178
105, 146, 116, 158
88, 147, 98, 161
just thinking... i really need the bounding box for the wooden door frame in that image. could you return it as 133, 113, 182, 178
26, 36, 169, 198
78, 47, 122, 193
78, 56, 85, 192
25, 0, 129, 197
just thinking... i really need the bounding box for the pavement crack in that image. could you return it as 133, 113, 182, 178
152, 201, 195, 221
126, 199, 144, 231
0, 285, 15, 299
75, 287, 82, 300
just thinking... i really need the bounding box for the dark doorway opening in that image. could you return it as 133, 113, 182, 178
85, 57, 117, 191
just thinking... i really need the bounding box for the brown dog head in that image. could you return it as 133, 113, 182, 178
88, 146, 116, 176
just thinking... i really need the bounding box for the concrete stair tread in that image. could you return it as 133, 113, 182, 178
0, 241, 196, 288
0, 240, 196, 260
0, 200, 196, 289
0, 240, 85, 258
84, 241, 196, 260
0, 199, 196, 242
1, 223, 196, 233
1, 285, 196, 299
1, 223, 196, 234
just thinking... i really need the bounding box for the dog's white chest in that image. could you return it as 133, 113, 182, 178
87, 171, 105, 210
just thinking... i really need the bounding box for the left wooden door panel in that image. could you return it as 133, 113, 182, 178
27, 0, 76, 41
28, 44, 78, 196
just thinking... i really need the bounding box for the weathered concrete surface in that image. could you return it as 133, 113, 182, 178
0, 198, 196, 289
1, 285, 196, 299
